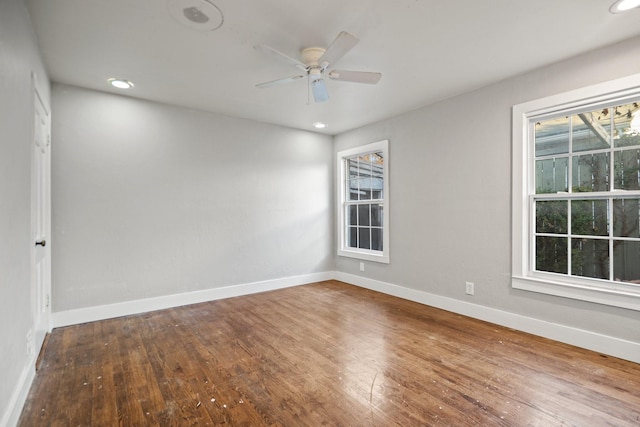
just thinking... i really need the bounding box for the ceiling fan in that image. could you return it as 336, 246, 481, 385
255, 31, 382, 103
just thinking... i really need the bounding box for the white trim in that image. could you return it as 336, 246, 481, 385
337, 248, 389, 263
52, 272, 332, 328
30, 73, 53, 356
513, 73, 640, 118
512, 73, 640, 310
336, 140, 390, 264
513, 276, 640, 311
49, 271, 640, 363
335, 272, 640, 364
1, 354, 36, 427
9, 270, 639, 427
9, 273, 329, 425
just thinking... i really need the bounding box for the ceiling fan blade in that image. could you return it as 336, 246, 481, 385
256, 74, 305, 88
318, 31, 359, 69
254, 44, 308, 71
328, 70, 382, 84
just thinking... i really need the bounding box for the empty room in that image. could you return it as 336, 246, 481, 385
2, 0, 640, 425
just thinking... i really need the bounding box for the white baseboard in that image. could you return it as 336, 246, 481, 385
52, 272, 333, 328
8, 269, 637, 427
49, 270, 639, 364
1, 354, 36, 427
335, 272, 640, 364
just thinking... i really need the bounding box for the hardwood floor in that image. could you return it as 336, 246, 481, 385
19, 280, 640, 426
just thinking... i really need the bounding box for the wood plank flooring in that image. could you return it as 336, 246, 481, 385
19, 280, 640, 426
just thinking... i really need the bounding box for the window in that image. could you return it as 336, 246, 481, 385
337, 140, 389, 263
512, 74, 640, 311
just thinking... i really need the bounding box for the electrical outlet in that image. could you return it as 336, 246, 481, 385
359, 262, 365, 272
465, 281, 475, 296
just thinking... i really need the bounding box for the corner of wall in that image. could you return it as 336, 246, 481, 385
1, 354, 36, 427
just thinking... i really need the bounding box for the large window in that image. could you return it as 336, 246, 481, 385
512, 74, 640, 311
337, 140, 389, 263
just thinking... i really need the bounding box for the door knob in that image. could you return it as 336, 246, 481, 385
35, 240, 46, 247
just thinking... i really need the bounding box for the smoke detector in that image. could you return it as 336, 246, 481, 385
168, 0, 223, 31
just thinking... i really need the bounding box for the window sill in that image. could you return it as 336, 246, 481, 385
512, 275, 640, 311
338, 248, 389, 264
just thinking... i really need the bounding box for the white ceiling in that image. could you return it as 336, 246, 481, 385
26, 0, 640, 135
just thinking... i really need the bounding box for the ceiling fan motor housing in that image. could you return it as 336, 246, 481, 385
301, 47, 326, 67
302, 48, 326, 82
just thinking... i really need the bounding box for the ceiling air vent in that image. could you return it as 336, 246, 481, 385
167, 0, 223, 31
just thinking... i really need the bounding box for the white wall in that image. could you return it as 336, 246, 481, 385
0, 0, 50, 424
4, 9, 639, 424
334, 36, 640, 346
51, 84, 333, 312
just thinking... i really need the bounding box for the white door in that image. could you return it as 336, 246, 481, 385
32, 86, 51, 356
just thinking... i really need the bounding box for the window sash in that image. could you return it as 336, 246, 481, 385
529, 98, 640, 285
530, 194, 640, 283
343, 202, 384, 251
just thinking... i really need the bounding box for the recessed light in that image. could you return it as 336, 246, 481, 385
610, 0, 640, 13
313, 122, 327, 129
108, 78, 134, 89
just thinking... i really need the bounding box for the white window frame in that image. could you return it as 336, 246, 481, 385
512, 73, 640, 311
337, 140, 390, 263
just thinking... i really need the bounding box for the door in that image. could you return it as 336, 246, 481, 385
32, 84, 51, 356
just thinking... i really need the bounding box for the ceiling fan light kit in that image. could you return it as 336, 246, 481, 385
311, 77, 329, 103
255, 31, 382, 103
